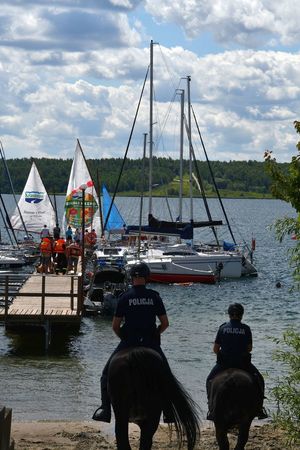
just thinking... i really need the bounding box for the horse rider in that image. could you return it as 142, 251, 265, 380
92, 262, 172, 423
206, 303, 268, 420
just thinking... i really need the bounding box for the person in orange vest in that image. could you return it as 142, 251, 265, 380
39, 237, 52, 274
53, 237, 67, 275
85, 228, 97, 250
66, 239, 82, 274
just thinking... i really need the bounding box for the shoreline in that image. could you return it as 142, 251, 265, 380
10, 419, 290, 449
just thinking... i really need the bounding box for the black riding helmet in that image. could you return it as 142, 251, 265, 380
129, 262, 150, 279
228, 303, 244, 317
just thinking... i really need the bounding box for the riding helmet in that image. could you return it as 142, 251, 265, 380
129, 262, 150, 279
228, 303, 244, 317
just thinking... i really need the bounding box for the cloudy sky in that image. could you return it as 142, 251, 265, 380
1, 0, 300, 162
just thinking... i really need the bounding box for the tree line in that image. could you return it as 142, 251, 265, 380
0, 157, 289, 197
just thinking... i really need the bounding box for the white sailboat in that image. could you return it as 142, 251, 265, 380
125, 41, 257, 282
63, 140, 101, 237
10, 162, 56, 235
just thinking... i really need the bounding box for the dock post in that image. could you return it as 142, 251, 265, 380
70, 276, 74, 311
41, 274, 46, 316
77, 276, 82, 315
4, 276, 9, 321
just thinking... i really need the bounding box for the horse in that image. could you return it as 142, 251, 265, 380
209, 368, 263, 450
108, 346, 200, 450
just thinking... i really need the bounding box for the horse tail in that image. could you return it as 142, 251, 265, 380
128, 348, 200, 450
164, 369, 200, 450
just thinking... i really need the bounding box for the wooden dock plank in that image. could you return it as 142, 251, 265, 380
0, 273, 82, 324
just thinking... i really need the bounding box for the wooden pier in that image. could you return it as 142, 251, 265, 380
0, 273, 83, 349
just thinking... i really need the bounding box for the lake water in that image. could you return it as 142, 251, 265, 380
0, 196, 299, 421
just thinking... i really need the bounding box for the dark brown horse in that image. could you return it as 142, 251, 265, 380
108, 347, 200, 450
209, 368, 262, 450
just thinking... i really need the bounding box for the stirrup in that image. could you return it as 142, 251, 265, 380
92, 407, 111, 423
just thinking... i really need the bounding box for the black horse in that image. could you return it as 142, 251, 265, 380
108, 347, 200, 450
209, 368, 262, 450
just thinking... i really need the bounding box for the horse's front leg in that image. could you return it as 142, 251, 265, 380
234, 420, 251, 450
139, 412, 161, 450
215, 422, 230, 450
115, 415, 131, 450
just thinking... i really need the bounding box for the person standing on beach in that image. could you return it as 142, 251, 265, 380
206, 303, 268, 420
92, 262, 171, 423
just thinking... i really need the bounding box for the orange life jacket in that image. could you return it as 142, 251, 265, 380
54, 239, 66, 253
40, 238, 52, 254
86, 231, 97, 245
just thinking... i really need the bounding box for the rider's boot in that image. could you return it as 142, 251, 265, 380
257, 406, 268, 420
92, 404, 111, 423
92, 382, 111, 423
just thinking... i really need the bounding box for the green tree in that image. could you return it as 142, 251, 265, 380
271, 330, 300, 448
264, 120, 300, 447
264, 121, 300, 288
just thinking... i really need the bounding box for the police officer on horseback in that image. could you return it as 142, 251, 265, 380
92, 262, 171, 423
206, 303, 268, 420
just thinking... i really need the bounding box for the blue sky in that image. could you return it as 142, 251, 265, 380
0, 0, 300, 162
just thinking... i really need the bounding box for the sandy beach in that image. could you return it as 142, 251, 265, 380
10, 420, 291, 449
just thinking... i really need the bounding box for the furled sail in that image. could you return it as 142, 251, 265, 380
10, 162, 56, 234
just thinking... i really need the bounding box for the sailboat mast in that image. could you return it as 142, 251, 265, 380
0, 141, 28, 235
148, 40, 154, 215
138, 133, 147, 258
186, 76, 194, 221
179, 89, 184, 221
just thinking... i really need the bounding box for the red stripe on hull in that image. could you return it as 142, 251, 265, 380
149, 273, 216, 284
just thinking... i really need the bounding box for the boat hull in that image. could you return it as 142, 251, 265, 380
149, 272, 216, 284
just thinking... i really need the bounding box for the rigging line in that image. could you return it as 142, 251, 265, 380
157, 44, 180, 93
191, 105, 236, 244
184, 116, 220, 245
152, 85, 179, 151
0, 192, 19, 247
0, 205, 14, 246
103, 65, 150, 233
0, 140, 28, 235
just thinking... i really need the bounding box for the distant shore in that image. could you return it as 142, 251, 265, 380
11, 420, 290, 449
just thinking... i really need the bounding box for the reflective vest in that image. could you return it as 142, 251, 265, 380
54, 239, 66, 253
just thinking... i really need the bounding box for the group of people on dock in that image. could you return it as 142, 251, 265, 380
38, 223, 97, 275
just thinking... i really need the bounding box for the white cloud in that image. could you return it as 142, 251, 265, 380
145, 0, 300, 48
0, 2, 299, 163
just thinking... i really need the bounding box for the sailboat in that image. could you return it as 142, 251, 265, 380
10, 162, 56, 235
123, 41, 258, 282
63, 140, 101, 238
4, 161, 56, 265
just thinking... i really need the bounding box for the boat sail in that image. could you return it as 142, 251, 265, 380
102, 184, 126, 237
63, 140, 101, 236
10, 162, 56, 235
